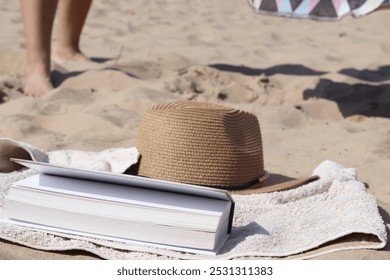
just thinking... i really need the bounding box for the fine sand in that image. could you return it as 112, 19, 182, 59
0, 0, 389, 259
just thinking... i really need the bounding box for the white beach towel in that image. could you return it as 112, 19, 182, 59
0, 138, 387, 259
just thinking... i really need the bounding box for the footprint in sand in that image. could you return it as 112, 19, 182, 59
165, 66, 284, 104
35, 88, 96, 116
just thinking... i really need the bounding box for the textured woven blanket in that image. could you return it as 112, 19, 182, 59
247, 0, 390, 21
0, 138, 387, 259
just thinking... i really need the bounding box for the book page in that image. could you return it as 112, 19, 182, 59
15, 175, 229, 215
12, 159, 233, 202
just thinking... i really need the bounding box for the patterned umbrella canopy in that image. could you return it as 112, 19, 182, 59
247, 0, 390, 20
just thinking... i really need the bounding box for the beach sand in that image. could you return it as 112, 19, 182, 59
0, 0, 389, 259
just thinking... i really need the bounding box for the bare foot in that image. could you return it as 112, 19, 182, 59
53, 46, 91, 63
23, 66, 53, 97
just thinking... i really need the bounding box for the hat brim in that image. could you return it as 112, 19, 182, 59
229, 173, 319, 195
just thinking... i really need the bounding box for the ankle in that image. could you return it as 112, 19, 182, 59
24, 61, 50, 78
54, 45, 89, 62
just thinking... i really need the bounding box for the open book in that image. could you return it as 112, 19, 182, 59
3, 159, 235, 255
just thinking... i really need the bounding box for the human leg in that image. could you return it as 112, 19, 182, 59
55, 0, 93, 61
20, 0, 58, 97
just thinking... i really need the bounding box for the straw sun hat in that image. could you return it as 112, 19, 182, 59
135, 101, 317, 194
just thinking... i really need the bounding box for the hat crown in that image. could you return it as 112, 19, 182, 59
136, 101, 265, 189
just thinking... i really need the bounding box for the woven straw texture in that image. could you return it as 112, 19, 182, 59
135, 101, 265, 188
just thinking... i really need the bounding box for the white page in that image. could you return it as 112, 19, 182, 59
12, 158, 233, 202
7, 187, 223, 230
14, 175, 229, 215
